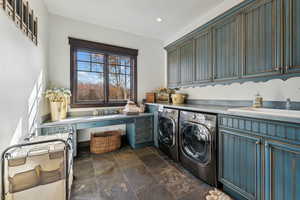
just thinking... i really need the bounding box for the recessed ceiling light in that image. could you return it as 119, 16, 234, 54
156, 18, 163, 22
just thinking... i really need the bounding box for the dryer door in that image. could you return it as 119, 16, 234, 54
158, 115, 176, 147
180, 122, 212, 165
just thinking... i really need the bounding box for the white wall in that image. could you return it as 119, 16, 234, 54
0, 0, 49, 148
165, 0, 300, 102
48, 14, 165, 102
0, 0, 49, 193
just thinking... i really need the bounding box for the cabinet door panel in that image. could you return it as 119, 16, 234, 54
243, 0, 281, 77
180, 40, 194, 85
167, 49, 180, 87
286, 0, 300, 72
265, 141, 300, 200
219, 130, 261, 200
195, 31, 212, 83
213, 17, 239, 80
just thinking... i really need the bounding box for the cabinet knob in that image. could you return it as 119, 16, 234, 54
256, 141, 260, 145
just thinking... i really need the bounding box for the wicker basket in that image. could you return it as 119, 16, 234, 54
90, 130, 122, 154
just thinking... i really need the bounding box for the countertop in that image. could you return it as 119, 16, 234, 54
39, 113, 154, 128
146, 103, 300, 124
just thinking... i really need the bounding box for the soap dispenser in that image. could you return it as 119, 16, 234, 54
253, 93, 263, 108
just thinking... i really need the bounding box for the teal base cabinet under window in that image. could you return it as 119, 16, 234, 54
146, 104, 159, 147
219, 114, 300, 200
218, 130, 262, 200
126, 116, 154, 149
265, 141, 300, 200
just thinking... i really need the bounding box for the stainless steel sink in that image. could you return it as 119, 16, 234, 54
227, 107, 300, 118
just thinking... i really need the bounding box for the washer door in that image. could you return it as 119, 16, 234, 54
158, 115, 176, 147
181, 122, 212, 164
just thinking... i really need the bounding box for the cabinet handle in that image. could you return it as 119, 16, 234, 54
275, 66, 281, 71
286, 65, 290, 71
265, 143, 269, 148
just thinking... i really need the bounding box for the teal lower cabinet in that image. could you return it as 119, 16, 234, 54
146, 104, 159, 147
219, 129, 262, 200
126, 116, 154, 148
219, 114, 300, 200
265, 141, 300, 200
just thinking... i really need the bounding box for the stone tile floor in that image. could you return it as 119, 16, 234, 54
71, 146, 214, 200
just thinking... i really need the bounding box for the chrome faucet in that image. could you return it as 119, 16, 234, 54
286, 98, 291, 110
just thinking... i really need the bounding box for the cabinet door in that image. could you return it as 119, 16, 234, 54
242, 0, 282, 77
167, 48, 180, 88
146, 105, 159, 147
179, 40, 194, 86
285, 0, 300, 72
194, 30, 212, 83
135, 117, 154, 144
219, 129, 262, 200
265, 141, 300, 200
213, 16, 240, 81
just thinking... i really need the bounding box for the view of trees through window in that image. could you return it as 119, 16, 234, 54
76, 50, 132, 103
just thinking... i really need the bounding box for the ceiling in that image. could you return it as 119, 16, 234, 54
44, 0, 224, 41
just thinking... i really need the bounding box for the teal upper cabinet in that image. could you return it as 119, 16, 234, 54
179, 40, 194, 86
265, 141, 300, 200
167, 48, 180, 87
194, 30, 212, 83
219, 129, 262, 200
285, 0, 300, 73
213, 16, 240, 81
241, 0, 282, 77
165, 0, 300, 88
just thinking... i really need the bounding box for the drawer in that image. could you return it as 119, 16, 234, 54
77, 118, 135, 130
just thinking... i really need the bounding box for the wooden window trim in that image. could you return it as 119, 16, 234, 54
69, 37, 138, 108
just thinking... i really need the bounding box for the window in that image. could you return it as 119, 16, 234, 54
69, 38, 138, 108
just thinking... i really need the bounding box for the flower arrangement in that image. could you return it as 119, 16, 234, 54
156, 87, 175, 103
45, 88, 71, 121
45, 88, 71, 102
156, 87, 174, 94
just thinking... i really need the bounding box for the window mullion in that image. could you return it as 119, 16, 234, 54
104, 54, 109, 104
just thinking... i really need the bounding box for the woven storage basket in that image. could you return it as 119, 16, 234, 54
90, 130, 122, 154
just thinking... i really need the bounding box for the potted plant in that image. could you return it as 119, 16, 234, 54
45, 88, 71, 121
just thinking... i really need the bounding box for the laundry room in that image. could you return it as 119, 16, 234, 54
0, 0, 300, 200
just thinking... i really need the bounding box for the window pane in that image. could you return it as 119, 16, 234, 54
92, 63, 104, 72
77, 72, 104, 101
125, 67, 131, 75
109, 55, 131, 66
109, 74, 128, 101
109, 65, 121, 73
91, 53, 104, 63
120, 66, 126, 74
77, 61, 90, 71
77, 51, 90, 61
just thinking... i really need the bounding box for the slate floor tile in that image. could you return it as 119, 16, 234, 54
122, 164, 157, 192
113, 148, 143, 169
71, 177, 98, 200
74, 160, 95, 180
95, 170, 138, 200
134, 146, 157, 157
139, 153, 170, 175
71, 146, 222, 200
137, 184, 175, 200
177, 184, 212, 200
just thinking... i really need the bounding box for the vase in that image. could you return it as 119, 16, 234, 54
50, 101, 67, 121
